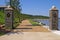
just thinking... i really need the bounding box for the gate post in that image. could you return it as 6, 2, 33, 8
4, 5, 14, 31
49, 6, 58, 30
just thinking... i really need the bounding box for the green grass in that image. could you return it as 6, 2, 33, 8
29, 19, 41, 26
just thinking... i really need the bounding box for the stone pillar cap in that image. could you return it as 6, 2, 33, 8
5, 5, 13, 10
7, 5, 11, 8
50, 5, 58, 10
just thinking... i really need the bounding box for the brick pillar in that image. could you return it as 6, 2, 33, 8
4, 5, 14, 31
49, 6, 58, 30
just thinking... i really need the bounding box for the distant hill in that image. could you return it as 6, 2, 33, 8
20, 13, 49, 20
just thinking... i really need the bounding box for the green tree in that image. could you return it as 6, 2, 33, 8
10, 0, 22, 22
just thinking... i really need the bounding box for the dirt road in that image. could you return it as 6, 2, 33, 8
16, 20, 49, 32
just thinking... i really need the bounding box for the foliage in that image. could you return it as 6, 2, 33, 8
0, 10, 5, 24
6, 0, 22, 28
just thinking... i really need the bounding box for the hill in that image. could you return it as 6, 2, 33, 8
20, 13, 49, 20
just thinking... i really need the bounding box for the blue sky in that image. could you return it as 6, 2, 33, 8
21, 0, 60, 17
0, 0, 60, 17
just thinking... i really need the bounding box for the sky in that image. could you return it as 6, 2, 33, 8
0, 0, 60, 17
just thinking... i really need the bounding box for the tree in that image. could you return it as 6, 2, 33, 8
10, 0, 22, 22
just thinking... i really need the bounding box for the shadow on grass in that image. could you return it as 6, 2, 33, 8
0, 29, 10, 36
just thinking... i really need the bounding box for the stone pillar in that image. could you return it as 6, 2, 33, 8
4, 5, 14, 31
49, 6, 58, 30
